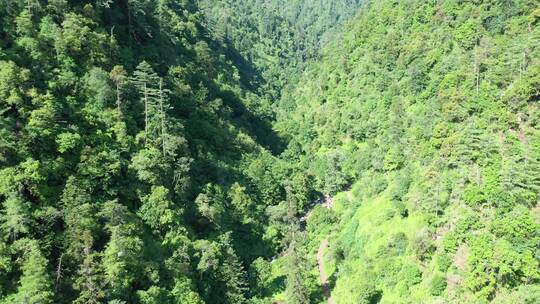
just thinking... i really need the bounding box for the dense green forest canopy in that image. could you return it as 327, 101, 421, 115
198, 0, 362, 108
0, 0, 276, 303
276, 0, 540, 303
1, 0, 540, 304
0, 0, 360, 303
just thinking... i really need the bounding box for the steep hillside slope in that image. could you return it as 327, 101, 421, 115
0, 1, 295, 303
2, 0, 538, 303
279, 0, 540, 303
198, 0, 362, 103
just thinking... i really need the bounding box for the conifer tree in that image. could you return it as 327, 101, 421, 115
132, 61, 159, 144
6, 239, 54, 304
0, 194, 31, 241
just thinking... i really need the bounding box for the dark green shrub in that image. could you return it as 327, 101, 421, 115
436, 252, 452, 272
355, 283, 382, 304
393, 201, 408, 218
399, 263, 422, 288
429, 273, 447, 296
412, 229, 436, 261
367, 174, 388, 197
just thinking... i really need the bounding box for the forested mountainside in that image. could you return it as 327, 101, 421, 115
278, 0, 540, 303
198, 0, 362, 103
0, 0, 316, 303
0, 0, 367, 303
1, 0, 540, 304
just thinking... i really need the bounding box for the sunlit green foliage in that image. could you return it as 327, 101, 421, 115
279, 0, 540, 302
2, 0, 538, 303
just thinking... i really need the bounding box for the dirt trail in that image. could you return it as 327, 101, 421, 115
317, 238, 334, 304
317, 194, 337, 304
283, 193, 339, 303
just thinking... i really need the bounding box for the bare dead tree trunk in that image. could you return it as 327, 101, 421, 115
520, 51, 525, 81
159, 78, 166, 156
110, 26, 115, 60
144, 82, 148, 146
475, 59, 480, 94
55, 254, 63, 291
26, 0, 33, 13
116, 81, 121, 116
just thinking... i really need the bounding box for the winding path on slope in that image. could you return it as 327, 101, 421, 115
316, 195, 335, 304
317, 238, 334, 304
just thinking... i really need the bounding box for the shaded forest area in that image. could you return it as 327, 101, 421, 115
0, 0, 359, 303
1, 0, 540, 304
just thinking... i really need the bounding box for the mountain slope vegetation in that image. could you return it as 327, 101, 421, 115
0, 0, 297, 303
1, 0, 540, 304
198, 0, 362, 104
0, 0, 367, 303
278, 0, 540, 303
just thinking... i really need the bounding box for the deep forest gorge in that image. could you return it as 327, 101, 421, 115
0, 1, 539, 304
